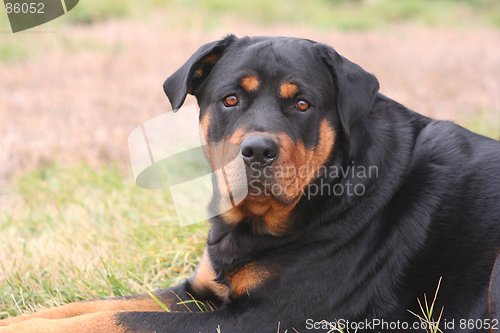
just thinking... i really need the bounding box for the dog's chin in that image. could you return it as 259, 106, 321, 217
246, 178, 301, 206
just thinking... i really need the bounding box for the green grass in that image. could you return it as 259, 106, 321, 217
62, 0, 500, 30
460, 110, 500, 140
408, 277, 444, 333
0, 163, 207, 318
190, 0, 500, 30
66, 0, 132, 25
0, 0, 498, 63
0, 43, 28, 63
2, 0, 500, 31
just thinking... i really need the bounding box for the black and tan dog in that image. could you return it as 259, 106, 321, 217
1, 35, 499, 333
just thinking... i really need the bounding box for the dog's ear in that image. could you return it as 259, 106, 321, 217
317, 44, 379, 136
163, 35, 236, 111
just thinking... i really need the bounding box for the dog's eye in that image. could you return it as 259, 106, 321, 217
223, 95, 239, 107
295, 99, 310, 112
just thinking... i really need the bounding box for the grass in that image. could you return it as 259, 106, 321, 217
408, 277, 444, 333
54, 0, 500, 30
66, 0, 131, 25
1, 0, 500, 31
0, 0, 498, 63
193, 0, 500, 30
55, 0, 500, 29
0, 163, 208, 318
0, 43, 28, 63
461, 110, 500, 140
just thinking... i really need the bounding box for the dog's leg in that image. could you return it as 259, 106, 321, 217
0, 286, 184, 326
0, 307, 280, 333
115, 308, 281, 333
0, 311, 126, 333
0, 248, 227, 326
0, 283, 226, 333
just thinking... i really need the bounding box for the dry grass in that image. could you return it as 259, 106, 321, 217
1, 17, 499, 183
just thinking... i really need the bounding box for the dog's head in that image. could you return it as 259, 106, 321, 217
164, 35, 379, 233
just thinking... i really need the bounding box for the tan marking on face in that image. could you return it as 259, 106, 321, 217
228, 262, 271, 297
206, 128, 247, 217
311, 119, 336, 172
246, 199, 271, 216
280, 119, 335, 194
220, 206, 245, 224
200, 112, 211, 142
190, 249, 229, 301
240, 75, 260, 92
200, 111, 216, 170
226, 128, 246, 145
201, 113, 240, 169
259, 120, 335, 234
279, 82, 299, 99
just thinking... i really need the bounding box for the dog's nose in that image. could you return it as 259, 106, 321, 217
240, 135, 279, 167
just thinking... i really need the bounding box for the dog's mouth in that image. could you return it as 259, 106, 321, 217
244, 163, 304, 206
205, 136, 303, 205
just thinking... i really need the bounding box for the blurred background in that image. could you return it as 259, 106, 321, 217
0, 0, 499, 318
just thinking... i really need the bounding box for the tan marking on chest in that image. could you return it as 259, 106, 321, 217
228, 262, 271, 297
190, 249, 229, 301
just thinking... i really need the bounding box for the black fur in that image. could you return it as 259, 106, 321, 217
119, 36, 500, 332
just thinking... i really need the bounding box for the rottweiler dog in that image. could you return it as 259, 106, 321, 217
1, 35, 499, 333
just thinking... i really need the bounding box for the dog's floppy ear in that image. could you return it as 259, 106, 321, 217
317, 44, 379, 136
163, 35, 236, 111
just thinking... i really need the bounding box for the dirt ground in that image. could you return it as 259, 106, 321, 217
1, 17, 499, 182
